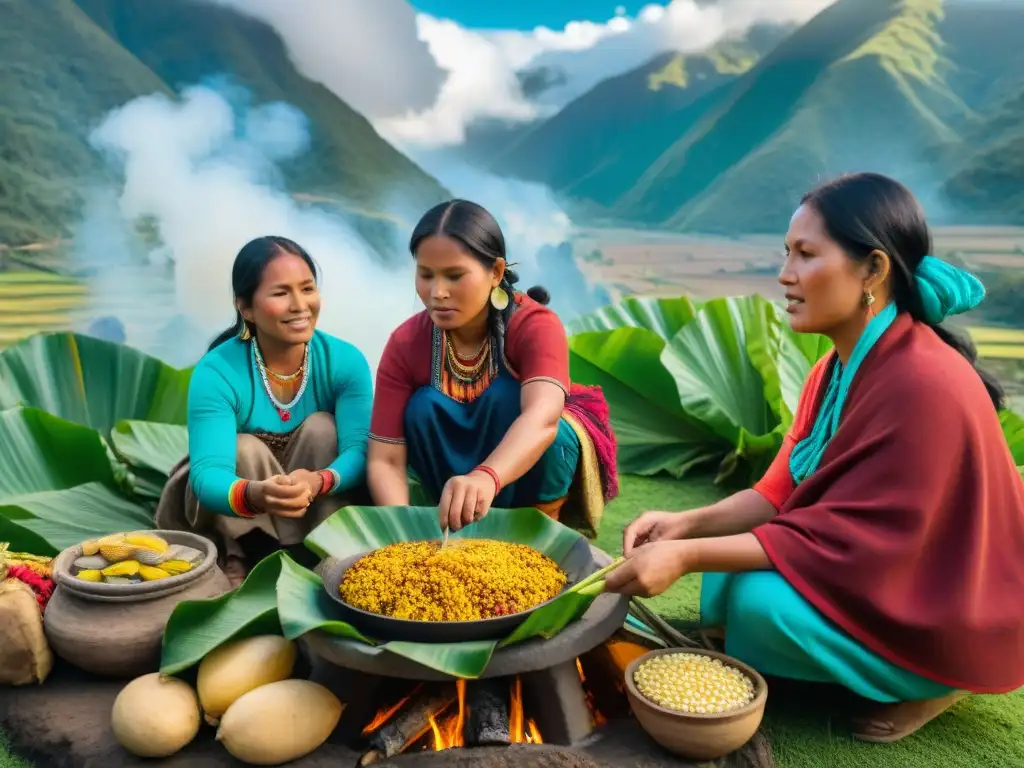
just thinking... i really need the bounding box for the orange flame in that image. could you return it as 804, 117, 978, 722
427, 679, 467, 751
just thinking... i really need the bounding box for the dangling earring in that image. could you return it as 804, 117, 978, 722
490, 285, 509, 311
239, 322, 252, 341
863, 290, 875, 307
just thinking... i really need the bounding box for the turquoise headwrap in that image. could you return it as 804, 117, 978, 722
788, 255, 986, 485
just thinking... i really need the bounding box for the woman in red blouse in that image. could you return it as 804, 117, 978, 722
367, 199, 618, 534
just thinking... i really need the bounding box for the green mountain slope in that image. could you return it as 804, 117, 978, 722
614, 0, 972, 231
1, 0, 447, 251
940, 84, 1024, 223
0, 0, 170, 246
486, 26, 789, 211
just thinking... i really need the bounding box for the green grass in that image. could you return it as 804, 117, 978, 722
1, 472, 1020, 766
0, 733, 29, 768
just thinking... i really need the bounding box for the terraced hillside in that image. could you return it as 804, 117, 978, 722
0, 268, 176, 354
1, 0, 447, 253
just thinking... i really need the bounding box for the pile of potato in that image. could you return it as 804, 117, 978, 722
72, 532, 202, 584
111, 635, 343, 766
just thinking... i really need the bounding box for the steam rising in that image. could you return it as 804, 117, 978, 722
84, 84, 422, 371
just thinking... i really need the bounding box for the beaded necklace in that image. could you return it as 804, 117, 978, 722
253, 342, 309, 422
441, 332, 496, 402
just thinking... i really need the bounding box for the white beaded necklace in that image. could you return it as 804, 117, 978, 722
252, 342, 309, 422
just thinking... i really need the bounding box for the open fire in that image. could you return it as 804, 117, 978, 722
355, 652, 623, 764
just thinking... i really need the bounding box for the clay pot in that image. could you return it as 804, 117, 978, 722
624, 647, 767, 760
43, 530, 232, 678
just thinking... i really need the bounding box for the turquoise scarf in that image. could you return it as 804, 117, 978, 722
789, 255, 986, 486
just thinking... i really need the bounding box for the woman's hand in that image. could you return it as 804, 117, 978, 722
438, 471, 498, 532
604, 540, 693, 597
622, 510, 693, 554
287, 469, 326, 499
248, 475, 313, 518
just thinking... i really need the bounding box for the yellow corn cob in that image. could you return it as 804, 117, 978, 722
160, 560, 194, 575
77, 569, 103, 582
81, 539, 101, 556
124, 533, 169, 553
99, 542, 138, 563
101, 560, 140, 577
139, 565, 171, 581
98, 533, 126, 545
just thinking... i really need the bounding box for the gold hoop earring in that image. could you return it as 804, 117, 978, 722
863, 290, 875, 307
239, 323, 252, 341
490, 285, 509, 311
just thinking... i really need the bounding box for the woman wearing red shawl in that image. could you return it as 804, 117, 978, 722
606, 173, 1024, 742
366, 199, 618, 534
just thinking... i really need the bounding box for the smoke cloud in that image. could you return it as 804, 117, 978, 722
81, 83, 423, 371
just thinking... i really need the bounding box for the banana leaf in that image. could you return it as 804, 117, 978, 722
0, 331, 192, 435
566, 295, 698, 337
661, 296, 782, 481
160, 506, 613, 679
111, 420, 189, 477
566, 293, 831, 483
0, 406, 153, 554
569, 329, 723, 477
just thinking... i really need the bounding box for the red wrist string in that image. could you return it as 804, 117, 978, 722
473, 464, 502, 496
230, 480, 256, 518
316, 470, 337, 497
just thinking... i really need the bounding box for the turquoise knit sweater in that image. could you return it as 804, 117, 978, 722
186, 330, 372, 516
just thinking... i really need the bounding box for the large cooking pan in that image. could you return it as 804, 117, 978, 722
319, 535, 602, 643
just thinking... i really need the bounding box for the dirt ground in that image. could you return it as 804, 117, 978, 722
0, 661, 773, 768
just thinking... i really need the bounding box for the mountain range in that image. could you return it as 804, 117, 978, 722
4, 0, 1024, 259
484, 0, 1024, 232
1, 0, 448, 253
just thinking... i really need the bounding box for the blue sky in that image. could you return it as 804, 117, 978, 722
411, 1, 649, 30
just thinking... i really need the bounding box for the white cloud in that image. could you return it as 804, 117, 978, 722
202, 0, 445, 119
376, 0, 839, 148
200, 0, 836, 148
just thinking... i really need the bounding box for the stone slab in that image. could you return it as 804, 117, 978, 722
0, 662, 774, 768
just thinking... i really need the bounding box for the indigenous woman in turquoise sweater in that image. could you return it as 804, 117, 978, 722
156, 236, 373, 585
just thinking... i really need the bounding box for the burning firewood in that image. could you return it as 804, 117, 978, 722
359, 688, 456, 765
463, 678, 511, 746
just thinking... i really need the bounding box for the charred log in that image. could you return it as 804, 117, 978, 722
359, 688, 456, 765
464, 678, 511, 746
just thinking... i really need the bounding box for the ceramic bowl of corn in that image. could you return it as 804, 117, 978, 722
70, 532, 203, 585
624, 647, 767, 760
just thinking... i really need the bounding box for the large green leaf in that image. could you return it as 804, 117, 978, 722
0, 331, 192, 435
569, 330, 723, 477
566, 295, 698, 337
0, 407, 152, 554
111, 420, 189, 476
1000, 408, 1024, 466
161, 551, 290, 675
161, 507, 611, 679
661, 296, 780, 473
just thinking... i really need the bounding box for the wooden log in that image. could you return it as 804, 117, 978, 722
359, 688, 456, 765
463, 678, 511, 746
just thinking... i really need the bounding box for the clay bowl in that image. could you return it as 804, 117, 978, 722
624, 647, 767, 761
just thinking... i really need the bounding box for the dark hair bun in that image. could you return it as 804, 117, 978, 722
526, 285, 550, 305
